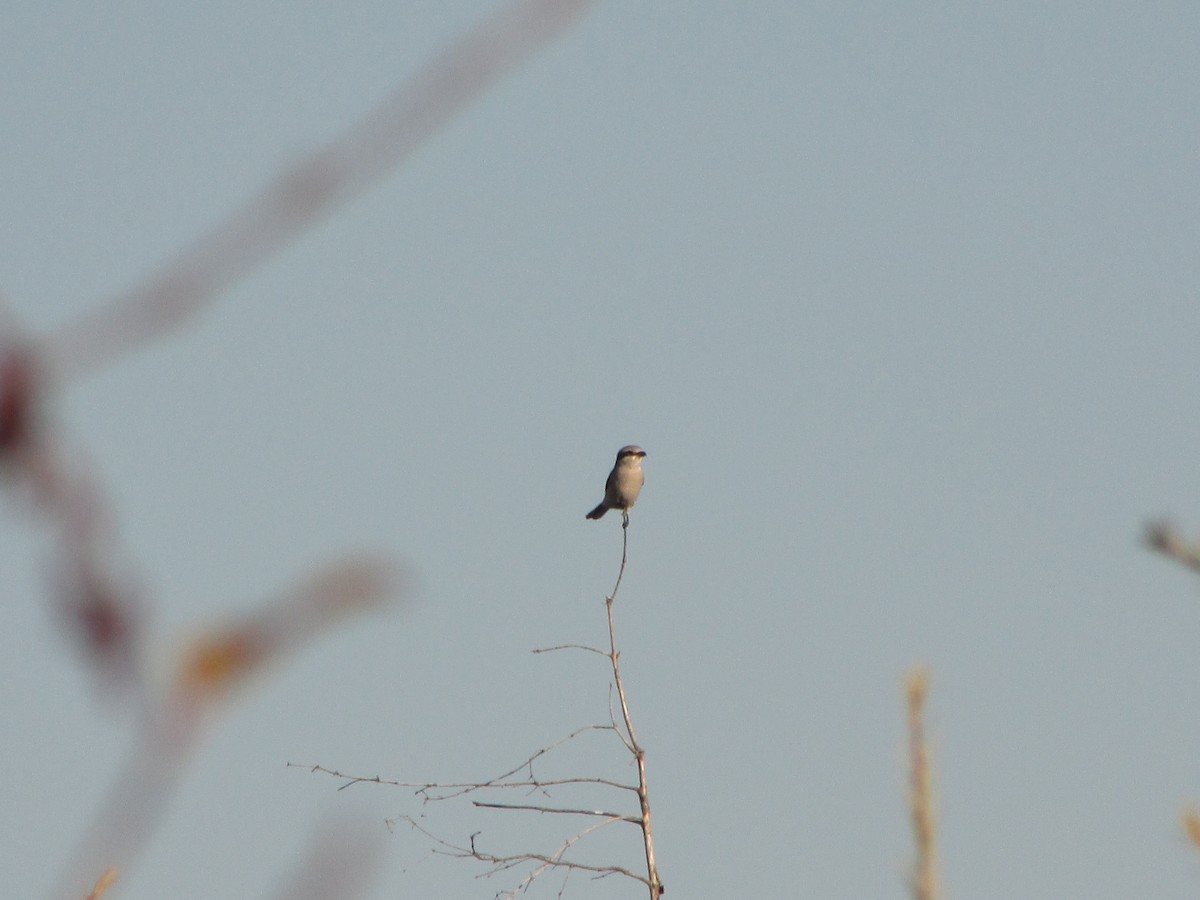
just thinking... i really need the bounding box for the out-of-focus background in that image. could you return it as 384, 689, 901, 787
3, 2, 1200, 897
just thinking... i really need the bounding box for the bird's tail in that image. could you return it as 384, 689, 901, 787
585, 503, 608, 520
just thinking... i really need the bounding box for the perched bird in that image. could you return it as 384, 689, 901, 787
586, 445, 647, 521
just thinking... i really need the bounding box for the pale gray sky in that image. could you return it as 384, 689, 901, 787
3, 2, 1200, 898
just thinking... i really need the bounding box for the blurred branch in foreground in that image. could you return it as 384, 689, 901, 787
40, 0, 594, 381
84, 869, 118, 900
1145, 520, 1200, 574
53, 558, 396, 900
266, 815, 388, 900
1184, 809, 1200, 852
1162, 525, 1200, 864
0, 3, 594, 895
906, 667, 939, 900
5, 0, 593, 702
0, 329, 150, 702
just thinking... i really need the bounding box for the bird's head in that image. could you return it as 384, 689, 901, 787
616, 445, 646, 463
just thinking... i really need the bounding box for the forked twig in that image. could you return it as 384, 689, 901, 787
400, 813, 648, 898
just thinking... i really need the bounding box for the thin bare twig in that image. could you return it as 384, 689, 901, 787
609, 512, 631, 603
532, 643, 608, 657
398, 815, 649, 895
293, 722, 632, 796
415, 723, 623, 802
293, 760, 636, 796
472, 800, 640, 823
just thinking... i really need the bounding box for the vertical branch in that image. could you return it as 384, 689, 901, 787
608, 512, 630, 603
1183, 809, 1200, 851
606, 516, 663, 898
50, 558, 392, 900
906, 667, 938, 900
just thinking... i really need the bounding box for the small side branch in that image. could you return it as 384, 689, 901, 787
472, 800, 640, 824
531, 643, 608, 658
291, 722, 637, 798
293, 760, 636, 796
398, 815, 651, 897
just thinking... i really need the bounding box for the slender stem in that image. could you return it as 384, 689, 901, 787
907, 668, 938, 900
608, 513, 629, 602
606, 516, 662, 898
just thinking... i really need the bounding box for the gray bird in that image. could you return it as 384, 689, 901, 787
586, 445, 647, 520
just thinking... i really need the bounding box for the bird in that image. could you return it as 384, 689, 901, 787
586, 445, 647, 521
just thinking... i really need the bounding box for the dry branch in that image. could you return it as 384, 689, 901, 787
292, 757, 636, 798
603, 517, 662, 897
300, 514, 665, 897
400, 814, 649, 898
472, 800, 640, 824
